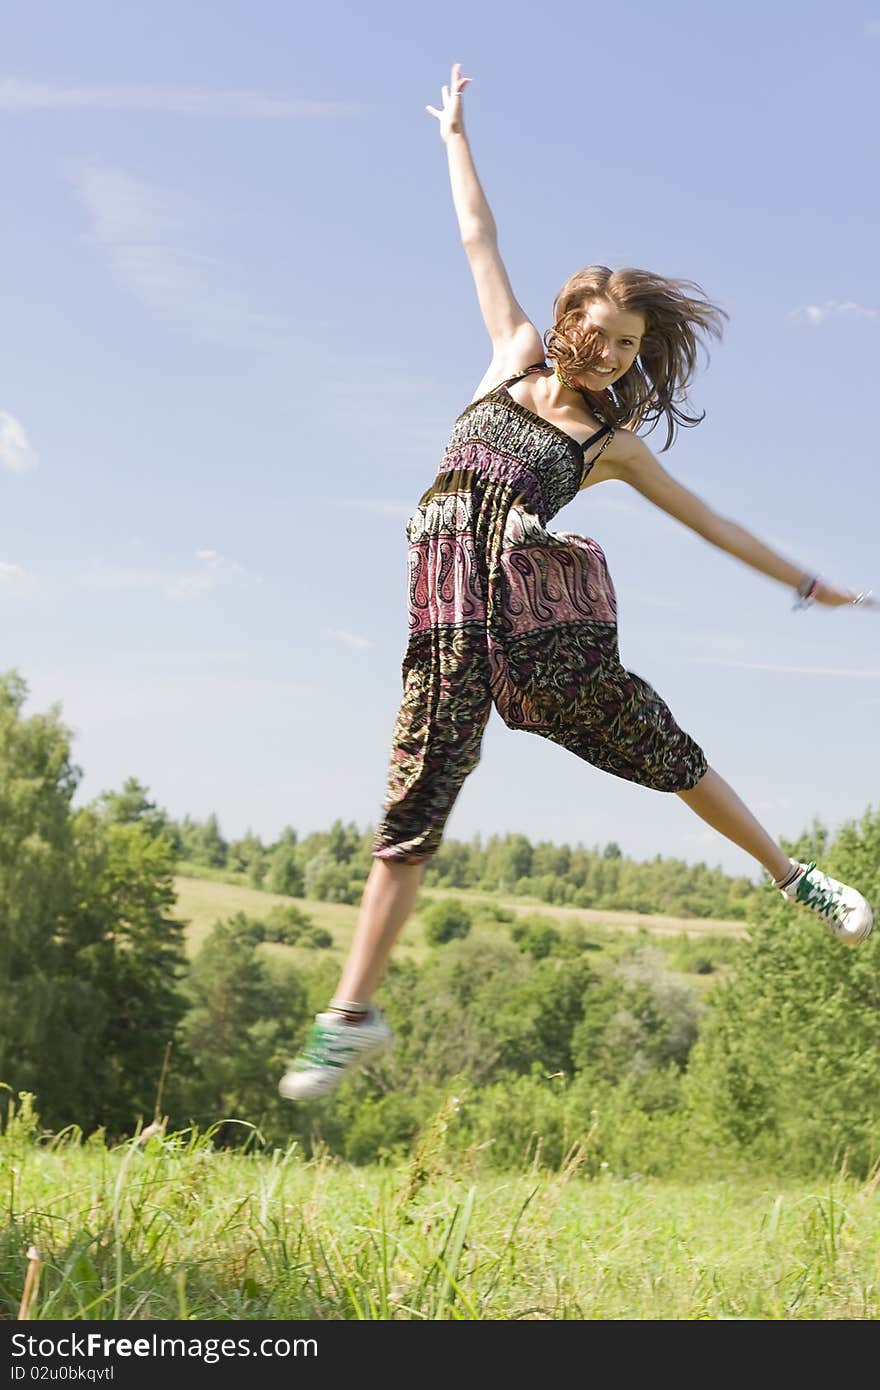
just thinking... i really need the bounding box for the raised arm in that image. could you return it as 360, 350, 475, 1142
610, 432, 864, 608
426, 64, 543, 377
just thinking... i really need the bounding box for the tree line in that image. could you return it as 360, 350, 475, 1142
167, 810, 761, 921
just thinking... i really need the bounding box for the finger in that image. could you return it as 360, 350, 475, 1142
425, 105, 441, 118
441, 84, 449, 104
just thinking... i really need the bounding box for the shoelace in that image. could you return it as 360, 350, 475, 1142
795, 862, 852, 923
299, 1025, 358, 1068
299, 1020, 379, 1069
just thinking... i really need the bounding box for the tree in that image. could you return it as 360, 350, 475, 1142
685, 810, 880, 1175
265, 829, 304, 896
197, 813, 228, 868
302, 849, 354, 903
203, 907, 331, 950
498, 834, 533, 889
46, 807, 189, 1133
228, 830, 269, 886
0, 674, 189, 1136
96, 777, 170, 840
420, 899, 472, 946
571, 953, 700, 1088
0, 672, 78, 1102
510, 915, 562, 959
181, 918, 309, 1133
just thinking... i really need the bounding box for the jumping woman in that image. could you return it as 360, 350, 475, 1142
280, 63, 874, 1101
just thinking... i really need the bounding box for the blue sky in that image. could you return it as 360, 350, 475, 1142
2, 0, 879, 878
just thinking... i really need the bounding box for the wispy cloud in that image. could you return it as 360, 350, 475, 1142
624, 590, 688, 610
0, 77, 360, 118
69, 160, 281, 345
0, 411, 37, 471
24, 670, 320, 727
325, 497, 413, 519
77, 549, 257, 601
690, 656, 880, 678
327, 628, 372, 651
790, 300, 879, 326
0, 561, 26, 582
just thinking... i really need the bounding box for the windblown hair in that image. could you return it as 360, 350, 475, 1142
543, 266, 728, 451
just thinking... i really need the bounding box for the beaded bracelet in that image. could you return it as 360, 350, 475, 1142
793, 573, 821, 611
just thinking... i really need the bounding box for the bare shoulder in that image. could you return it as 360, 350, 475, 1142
604, 428, 652, 478
578, 424, 647, 490
469, 323, 546, 403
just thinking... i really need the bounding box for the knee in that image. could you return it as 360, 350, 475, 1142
372, 843, 434, 867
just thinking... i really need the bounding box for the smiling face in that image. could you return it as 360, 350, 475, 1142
572, 298, 646, 389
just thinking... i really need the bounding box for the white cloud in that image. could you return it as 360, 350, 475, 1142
327, 497, 413, 519
0, 411, 37, 471
0, 78, 359, 118
0, 561, 25, 581
791, 300, 879, 326
689, 656, 880, 678
77, 549, 257, 601
327, 628, 372, 651
69, 160, 281, 346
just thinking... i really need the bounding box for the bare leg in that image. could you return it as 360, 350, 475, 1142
676, 765, 791, 881
333, 858, 426, 1005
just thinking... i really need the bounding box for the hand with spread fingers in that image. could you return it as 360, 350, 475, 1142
811, 582, 877, 610
425, 61, 472, 142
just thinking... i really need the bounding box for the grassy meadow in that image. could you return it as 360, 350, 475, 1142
172, 873, 748, 961
4, 1097, 880, 1321
5, 872, 874, 1321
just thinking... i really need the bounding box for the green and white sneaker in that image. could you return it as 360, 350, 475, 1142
777, 860, 874, 947
278, 1008, 393, 1100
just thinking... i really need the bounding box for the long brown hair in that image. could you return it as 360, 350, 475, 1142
543, 266, 728, 450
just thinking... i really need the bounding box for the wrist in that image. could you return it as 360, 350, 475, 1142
793, 572, 820, 610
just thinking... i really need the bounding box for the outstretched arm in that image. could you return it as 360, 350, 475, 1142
426, 63, 542, 362
612, 433, 863, 607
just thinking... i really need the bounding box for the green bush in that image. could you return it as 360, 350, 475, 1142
664, 933, 744, 975
420, 900, 473, 946
510, 915, 562, 959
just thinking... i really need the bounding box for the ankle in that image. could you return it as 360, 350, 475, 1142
773, 860, 802, 890
329, 997, 371, 1024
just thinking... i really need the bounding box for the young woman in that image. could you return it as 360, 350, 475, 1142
280, 64, 874, 1101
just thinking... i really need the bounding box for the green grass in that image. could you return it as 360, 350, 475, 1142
172, 874, 748, 962
172, 876, 425, 963
434, 885, 750, 939
3, 1096, 878, 1320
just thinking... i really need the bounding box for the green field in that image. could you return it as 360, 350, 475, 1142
173, 874, 748, 961
4, 1106, 878, 1320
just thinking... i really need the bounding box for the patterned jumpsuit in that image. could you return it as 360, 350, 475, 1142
372, 361, 708, 863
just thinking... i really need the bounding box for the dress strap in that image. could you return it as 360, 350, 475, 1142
581, 422, 613, 456
493, 361, 549, 393
583, 425, 614, 464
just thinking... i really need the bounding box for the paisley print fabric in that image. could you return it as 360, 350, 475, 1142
372, 363, 708, 862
